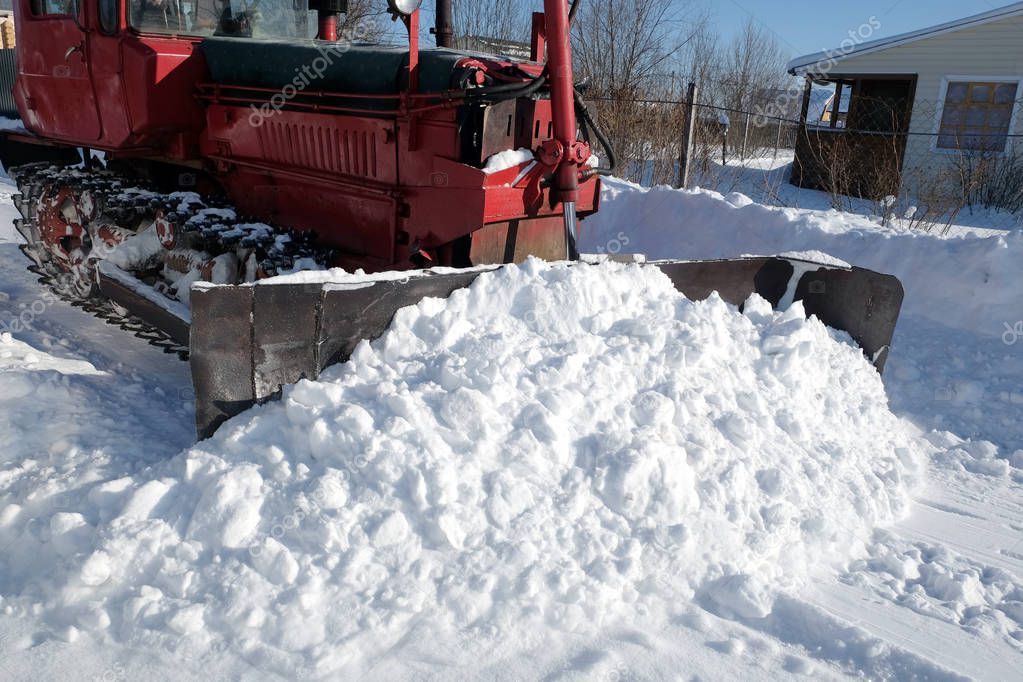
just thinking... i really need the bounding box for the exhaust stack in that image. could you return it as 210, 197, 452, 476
310, 0, 348, 40
435, 0, 455, 48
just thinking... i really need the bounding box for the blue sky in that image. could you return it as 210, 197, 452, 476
410, 1, 1006, 55
707, 0, 1007, 57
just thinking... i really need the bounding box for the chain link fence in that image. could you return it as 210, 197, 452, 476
583, 86, 1023, 231
584, 91, 801, 188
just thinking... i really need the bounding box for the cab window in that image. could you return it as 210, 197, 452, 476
30, 0, 79, 16
99, 0, 120, 33
129, 0, 316, 38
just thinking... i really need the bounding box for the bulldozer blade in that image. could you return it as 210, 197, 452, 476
189, 258, 904, 440
653, 258, 904, 372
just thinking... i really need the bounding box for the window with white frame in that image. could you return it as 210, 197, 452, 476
937, 80, 1019, 152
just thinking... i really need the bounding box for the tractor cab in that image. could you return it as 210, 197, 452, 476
14, 0, 216, 151
11, 0, 356, 154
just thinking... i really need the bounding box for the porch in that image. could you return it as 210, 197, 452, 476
791, 75, 917, 200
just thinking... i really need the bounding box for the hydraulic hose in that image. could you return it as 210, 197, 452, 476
574, 88, 616, 174
459, 0, 582, 104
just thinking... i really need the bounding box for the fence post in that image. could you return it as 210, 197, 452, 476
676, 82, 698, 189
775, 119, 783, 159
741, 111, 751, 162
791, 75, 814, 188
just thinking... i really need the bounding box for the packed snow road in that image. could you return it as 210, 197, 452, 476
0, 176, 1021, 680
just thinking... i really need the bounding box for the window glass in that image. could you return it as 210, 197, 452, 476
942, 105, 964, 126
809, 83, 851, 128
995, 83, 1017, 104
129, 0, 317, 39
990, 107, 1012, 127
30, 0, 78, 16
945, 82, 968, 104
938, 81, 1019, 152
969, 84, 991, 103
99, 0, 119, 33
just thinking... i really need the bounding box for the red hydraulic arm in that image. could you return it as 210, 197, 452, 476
542, 0, 589, 258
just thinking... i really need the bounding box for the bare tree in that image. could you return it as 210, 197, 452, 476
341, 0, 385, 36
572, 0, 692, 96
571, 0, 700, 184
452, 0, 533, 48
684, 19, 791, 162
678, 9, 719, 99
719, 19, 790, 115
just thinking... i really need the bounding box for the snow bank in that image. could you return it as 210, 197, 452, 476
0, 332, 104, 376
0, 332, 188, 468
583, 178, 1023, 338
0, 261, 925, 676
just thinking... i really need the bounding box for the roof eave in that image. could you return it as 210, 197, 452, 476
787, 2, 1023, 77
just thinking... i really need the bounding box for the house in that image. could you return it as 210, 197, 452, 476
786, 3, 1023, 205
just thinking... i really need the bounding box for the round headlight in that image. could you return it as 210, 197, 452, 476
387, 0, 422, 16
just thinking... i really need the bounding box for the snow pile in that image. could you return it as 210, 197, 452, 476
583, 178, 1023, 338
0, 261, 925, 676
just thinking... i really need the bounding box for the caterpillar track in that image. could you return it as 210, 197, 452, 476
22, 246, 192, 360
8, 162, 336, 361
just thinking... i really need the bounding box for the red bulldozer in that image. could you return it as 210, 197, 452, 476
0, 0, 904, 438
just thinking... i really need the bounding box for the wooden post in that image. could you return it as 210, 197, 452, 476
799, 75, 813, 124
775, 118, 783, 158
741, 111, 751, 161
830, 82, 843, 129
791, 75, 814, 186
676, 81, 698, 189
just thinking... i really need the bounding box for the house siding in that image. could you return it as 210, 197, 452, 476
818, 14, 1023, 199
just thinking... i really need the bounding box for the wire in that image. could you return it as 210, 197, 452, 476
575, 88, 616, 173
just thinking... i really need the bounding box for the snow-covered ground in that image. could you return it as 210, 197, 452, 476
0, 174, 1021, 680
689, 153, 1023, 235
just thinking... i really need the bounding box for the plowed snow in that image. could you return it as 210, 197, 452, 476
1, 260, 925, 677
